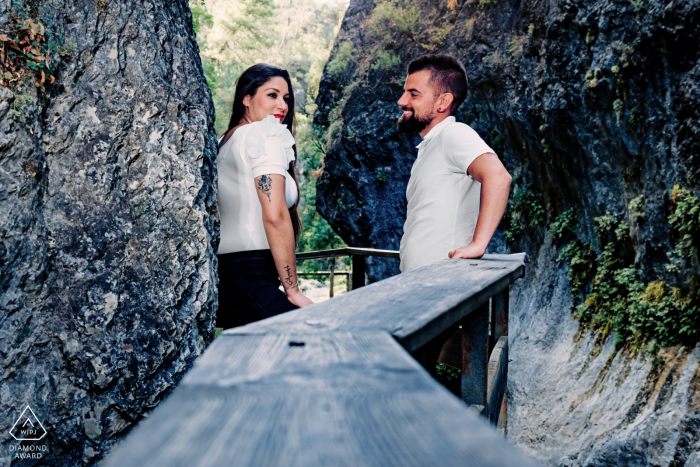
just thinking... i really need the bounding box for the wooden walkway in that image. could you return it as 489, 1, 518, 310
103, 254, 537, 466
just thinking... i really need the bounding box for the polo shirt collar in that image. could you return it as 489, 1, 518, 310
416, 116, 456, 149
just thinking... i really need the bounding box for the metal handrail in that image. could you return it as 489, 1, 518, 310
295, 247, 400, 291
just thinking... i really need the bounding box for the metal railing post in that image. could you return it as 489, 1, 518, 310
461, 301, 490, 416
329, 257, 336, 298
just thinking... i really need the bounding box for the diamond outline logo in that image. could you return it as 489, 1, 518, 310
9, 406, 47, 441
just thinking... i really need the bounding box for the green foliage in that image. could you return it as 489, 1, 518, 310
477, 0, 499, 9
630, 0, 645, 12
482, 50, 505, 68
295, 114, 347, 273
505, 188, 545, 243
375, 168, 389, 182
559, 240, 596, 299
506, 37, 524, 59
628, 195, 645, 218
367, 0, 419, 41
667, 185, 700, 269
558, 192, 700, 350
550, 208, 576, 241
327, 41, 354, 77
528, 23, 535, 35
190, 3, 213, 35
435, 363, 461, 396
585, 29, 595, 45
221, 0, 276, 55
613, 99, 624, 120
129, 199, 151, 219
585, 68, 602, 88
628, 106, 641, 129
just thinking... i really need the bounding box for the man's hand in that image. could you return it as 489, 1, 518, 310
448, 242, 487, 259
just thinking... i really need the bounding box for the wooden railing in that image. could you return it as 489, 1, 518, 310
103, 251, 535, 466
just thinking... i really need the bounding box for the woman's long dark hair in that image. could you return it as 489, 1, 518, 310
225, 63, 302, 241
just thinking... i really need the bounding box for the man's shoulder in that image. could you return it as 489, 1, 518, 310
440, 121, 481, 140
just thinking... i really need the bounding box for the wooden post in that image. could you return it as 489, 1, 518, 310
351, 255, 366, 290
461, 301, 490, 416
329, 257, 335, 298
490, 288, 509, 427
492, 288, 509, 342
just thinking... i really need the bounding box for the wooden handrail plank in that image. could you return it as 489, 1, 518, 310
103, 332, 537, 467
227, 257, 524, 353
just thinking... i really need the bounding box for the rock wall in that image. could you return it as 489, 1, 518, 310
0, 0, 218, 465
314, 0, 700, 464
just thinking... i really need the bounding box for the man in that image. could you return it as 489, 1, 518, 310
397, 54, 512, 375
398, 54, 512, 272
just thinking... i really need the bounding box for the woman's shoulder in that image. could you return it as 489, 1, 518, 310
243, 116, 295, 148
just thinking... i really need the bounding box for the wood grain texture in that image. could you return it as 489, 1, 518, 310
102, 332, 537, 467
461, 303, 490, 409
487, 337, 509, 426
226, 256, 525, 353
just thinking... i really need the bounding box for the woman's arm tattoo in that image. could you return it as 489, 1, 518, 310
284, 265, 293, 286
257, 175, 273, 202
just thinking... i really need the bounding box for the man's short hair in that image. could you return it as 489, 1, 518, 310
407, 54, 468, 114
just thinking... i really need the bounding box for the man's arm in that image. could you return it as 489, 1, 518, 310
448, 153, 512, 259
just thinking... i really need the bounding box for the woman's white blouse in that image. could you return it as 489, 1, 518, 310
217, 116, 298, 254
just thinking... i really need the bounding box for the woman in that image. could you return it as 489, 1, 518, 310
216, 63, 313, 329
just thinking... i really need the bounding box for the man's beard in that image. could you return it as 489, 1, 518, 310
397, 108, 434, 133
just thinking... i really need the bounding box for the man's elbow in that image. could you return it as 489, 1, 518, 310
502, 170, 513, 189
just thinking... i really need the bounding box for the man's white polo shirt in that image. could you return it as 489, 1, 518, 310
399, 116, 495, 272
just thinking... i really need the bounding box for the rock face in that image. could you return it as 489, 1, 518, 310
0, 0, 217, 465
315, 0, 700, 464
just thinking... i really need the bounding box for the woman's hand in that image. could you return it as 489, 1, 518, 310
286, 288, 314, 308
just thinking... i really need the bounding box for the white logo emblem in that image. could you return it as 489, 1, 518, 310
9, 406, 47, 441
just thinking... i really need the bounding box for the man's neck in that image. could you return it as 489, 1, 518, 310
419, 113, 451, 139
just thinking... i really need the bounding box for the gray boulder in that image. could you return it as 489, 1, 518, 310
0, 0, 218, 464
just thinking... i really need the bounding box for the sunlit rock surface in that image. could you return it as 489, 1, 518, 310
315, 0, 700, 464
0, 0, 218, 464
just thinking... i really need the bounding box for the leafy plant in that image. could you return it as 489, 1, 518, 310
613, 99, 624, 120
366, 0, 419, 41
558, 196, 700, 349
667, 185, 700, 269
327, 41, 354, 77
375, 168, 389, 182
550, 208, 576, 241
477, 0, 499, 9
506, 37, 524, 59
482, 50, 505, 68
628, 106, 641, 129
628, 195, 645, 218
559, 240, 596, 300
630, 0, 645, 12
370, 50, 401, 71
505, 188, 545, 243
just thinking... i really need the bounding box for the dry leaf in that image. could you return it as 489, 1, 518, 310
30, 127, 33, 134
34, 81, 41, 87
41, 70, 45, 83
26, 19, 44, 35
49, 75, 55, 84
0, 34, 8, 41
